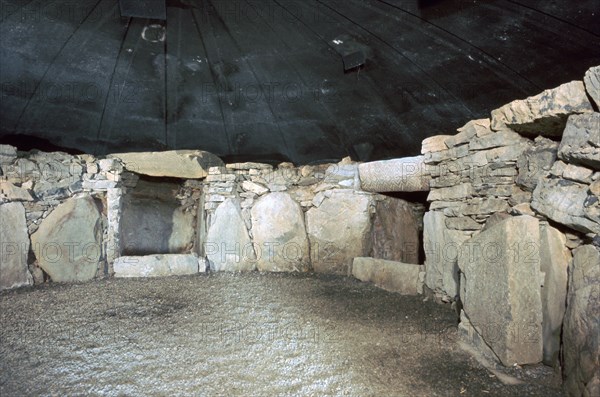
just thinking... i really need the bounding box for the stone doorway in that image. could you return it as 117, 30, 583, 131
120, 177, 199, 256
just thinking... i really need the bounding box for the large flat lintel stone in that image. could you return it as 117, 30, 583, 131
108, 150, 224, 179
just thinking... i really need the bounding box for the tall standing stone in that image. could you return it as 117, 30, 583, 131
563, 245, 600, 397
205, 198, 256, 272
458, 215, 543, 366
371, 197, 422, 264
0, 202, 32, 290
306, 191, 372, 275
31, 195, 102, 282
539, 223, 570, 366
251, 192, 310, 272
423, 211, 470, 298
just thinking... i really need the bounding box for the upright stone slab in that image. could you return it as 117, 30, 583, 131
458, 215, 543, 366
423, 211, 470, 298
358, 156, 430, 192
490, 80, 594, 136
306, 191, 372, 275
563, 245, 600, 397
539, 223, 570, 366
251, 192, 310, 272
31, 195, 102, 282
205, 198, 256, 271
0, 202, 32, 290
371, 197, 422, 264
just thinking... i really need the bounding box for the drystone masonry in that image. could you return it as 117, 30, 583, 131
0, 147, 424, 287
422, 65, 599, 396
0, 148, 121, 285
202, 158, 425, 276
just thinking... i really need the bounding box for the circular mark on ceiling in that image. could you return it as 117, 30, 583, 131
142, 24, 166, 43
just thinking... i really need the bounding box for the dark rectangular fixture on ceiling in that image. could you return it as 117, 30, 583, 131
331, 34, 368, 72
119, 0, 167, 20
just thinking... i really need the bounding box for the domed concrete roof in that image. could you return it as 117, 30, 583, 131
1, 0, 599, 164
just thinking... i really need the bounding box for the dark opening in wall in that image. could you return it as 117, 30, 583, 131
121, 176, 196, 256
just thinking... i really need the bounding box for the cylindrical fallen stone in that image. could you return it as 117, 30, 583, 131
358, 155, 431, 192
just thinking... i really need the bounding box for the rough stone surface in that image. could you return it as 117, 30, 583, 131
306, 191, 372, 275
491, 80, 594, 136
458, 215, 543, 366
532, 177, 600, 235
358, 156, 430, 192
0, 202, 32, 290
557, 113, 600, 170
241, 181, 269, 195
427, 183, 473, 202
352, 257, 423, 295
226, 162, 272, 170
563, 163, 594, 184
424, 145, 470, 164
205, 198, 256, 272
516, 137, 559, 191
423, 211, 470, 298
113, 254, 202, 277
371, 197, 422, 264
251, 193, 310, 272
31, 195, 102, 282
421, 135, 450, 154
469, 129, 527, 151
109, 150, 224, 179
563, 245, 600, 397
445, 119, 492, 148
539, 223, 570, 367
445, 216, 481, 231
584, 66, 600, 109
323, 163, 358, 185
0, 144, 17, 164
0, 180, 34, 201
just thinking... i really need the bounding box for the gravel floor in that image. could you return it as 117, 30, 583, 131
0, 272, 564, 396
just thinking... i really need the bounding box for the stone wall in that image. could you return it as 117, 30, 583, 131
0, 148, 121, 285
0, 148, 424, 286
420, 66, 599, 395
201, 158, 424, 275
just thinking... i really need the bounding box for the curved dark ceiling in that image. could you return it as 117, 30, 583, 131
1, 0, 599, 164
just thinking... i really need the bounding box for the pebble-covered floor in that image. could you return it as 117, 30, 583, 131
0, 273, 564, 396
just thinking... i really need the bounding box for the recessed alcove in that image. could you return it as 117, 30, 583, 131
120, 177, 196, 256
